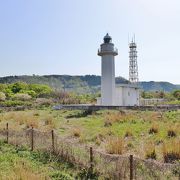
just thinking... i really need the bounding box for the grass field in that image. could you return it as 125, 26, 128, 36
0, 108, 179, 163
0, 140, 84, 179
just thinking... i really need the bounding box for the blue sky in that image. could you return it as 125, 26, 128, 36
0, 0, 179, 84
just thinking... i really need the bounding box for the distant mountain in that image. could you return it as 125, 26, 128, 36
139, 81, 180, 92
0, 75, 179, 93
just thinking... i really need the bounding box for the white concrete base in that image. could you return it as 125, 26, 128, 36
97, 84, 140, 106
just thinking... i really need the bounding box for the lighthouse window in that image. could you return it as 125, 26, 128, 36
128, 92, 130, 96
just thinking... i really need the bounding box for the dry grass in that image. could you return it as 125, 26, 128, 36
0, 111, 39, 128
104, 111, 137, 127
1, 160, 48, 180
144, 142, 157, 160
104, 112, 124, 124
162, 139, 180, 163
0, 111, 57, 131
43, 116, 55, 128
106, 137, 124, 155
150, 112, 162, 121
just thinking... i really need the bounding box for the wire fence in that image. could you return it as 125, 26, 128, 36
0, 123, 179, 180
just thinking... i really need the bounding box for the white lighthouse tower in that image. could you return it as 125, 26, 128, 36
98, 33, 118, 105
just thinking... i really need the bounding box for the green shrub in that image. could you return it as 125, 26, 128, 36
0, 92, 6, 101
1, 100, 24, 107
29, 84, 52, 97
49, 171, 73, 180
172, 90, 180, 100
77, 168, 99, 180
19, 90, 36, 98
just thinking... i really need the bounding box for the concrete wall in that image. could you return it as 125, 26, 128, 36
115, 87, 123, 105
54, 104, 180, 111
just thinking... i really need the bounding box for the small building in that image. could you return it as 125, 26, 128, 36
115, 84, 140, 106
97, 34, 140, 106
97, 84, 140, 106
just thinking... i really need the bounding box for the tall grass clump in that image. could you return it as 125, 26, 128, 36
167, 126, 177, 137
72, 128, 81, 138
145, 142, 157, 160
124, 130, 133, 138
104, 111, 125, 126
162, 140, 180, 163
106, 137, 124, 155
149, 123, 159, 134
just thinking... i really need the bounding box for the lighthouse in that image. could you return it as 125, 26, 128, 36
98, 33, 118, 105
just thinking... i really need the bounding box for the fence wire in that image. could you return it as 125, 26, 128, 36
0, 128, 179, 180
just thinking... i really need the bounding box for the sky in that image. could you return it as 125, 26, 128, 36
0, 0, 180, 84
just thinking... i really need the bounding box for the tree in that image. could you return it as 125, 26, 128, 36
141, 91, 154, 99
172, 90, 180, 100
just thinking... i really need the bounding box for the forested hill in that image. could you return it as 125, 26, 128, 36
0, 75, 179, 93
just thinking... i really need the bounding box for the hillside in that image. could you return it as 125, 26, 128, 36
139, 81, 180, 92
0, 75, 179, 93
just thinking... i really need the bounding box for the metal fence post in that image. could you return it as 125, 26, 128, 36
6, 123, 9, 144
31, 127, 34, 151
130, 155, 133, 180
51, 130, 55, 153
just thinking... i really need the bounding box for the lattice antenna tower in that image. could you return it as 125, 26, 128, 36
129, 35, 139, 83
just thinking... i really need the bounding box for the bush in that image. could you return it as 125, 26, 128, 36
1, 100, 25, 107
106, 137, 124, 155
49, 171, 73, 180
172, 90, 180, 100
19, 90, 36, 98
10, 82, 28, 94
0, 92, 6, 101
77, 168, 99, 180
29, 84, 52, 97
13, 93, 32, 101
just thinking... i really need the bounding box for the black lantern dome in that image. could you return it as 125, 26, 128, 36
103, 33, 112, 43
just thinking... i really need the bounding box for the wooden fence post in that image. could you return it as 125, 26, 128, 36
89, 147, 93, 178
51, 130, 55, 153
31, 127, 34, 151
6, 123, 9, 144
130, 155, 133, 180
